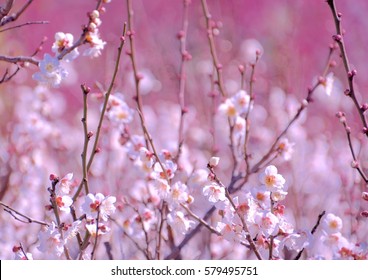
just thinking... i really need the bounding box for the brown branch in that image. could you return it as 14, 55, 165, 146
126, 0, 149, 148
73, 23, 127, 200
0, 200, 48, 226
174, 0, 191, 163
327, 0, 368, 132
294, 210, 326, 260
248, 46, 335, 176
243, 55, 260, 175
180, 203, 221, 236
200, 0, 227, 98
0, 0, 33, 27
164, 174, 242, 259
0, 20, 48, 33
0, 0, 14, 20
0, 55, 38, 65
327, 0, 368, 184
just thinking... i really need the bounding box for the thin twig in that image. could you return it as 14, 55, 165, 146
0, 0, 33, 27
243, 55, 260, 175
91, 211, 101, 260
103, 241, 114, 260
249, 47, 335, 175
0, 200, 48, 226
327, 0, 368, 132
0, 55, 38, 65
200, 0, 227, 98
175, 0, 190, 163
180, 203, 221, 236
0, 20, 48, 33
294, 210, 326, 260
164, 174, 242, 259
126, 0, 149, 148
73, 24, 127, 201
327, 0, 368, 184
207, 164, 263, 260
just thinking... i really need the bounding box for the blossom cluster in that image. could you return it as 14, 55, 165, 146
1, 0, 368, 261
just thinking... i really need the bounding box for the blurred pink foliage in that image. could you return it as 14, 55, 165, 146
1, 0, 368, 260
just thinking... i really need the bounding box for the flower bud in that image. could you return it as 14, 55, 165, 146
362, 192, 368, 201
209, 156, 220, 167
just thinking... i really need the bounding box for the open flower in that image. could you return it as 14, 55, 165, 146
203, 182, 226, 203
254, 211, 280, 237
37, 222, 65, 257
84, 30, 106, 58
55, 195, 73, 213
52, 32, 79, 62
167, 211, 194, 234
321, 72, 334, 96
32, 54, 68, 88
81, 193, 116, 221
322, 213, 342, 234
259, 165, 286, 192
58, 173, 74, 195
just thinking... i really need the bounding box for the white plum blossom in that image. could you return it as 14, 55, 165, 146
259, 165, 286, 192
153, 178, 171, 199
58, 173, 74, 195
251, 187, 271, 209
136, 206, 156, 231
125, 135, 145, 160
55, 194, 73, 213
271, 189, 288, 202
63, 221, 82, 242
85, 220, 111, 237
81, 193, 116, 221
281, 231, 311, 252
216, 222, 240, 241
51, 32, 79, 62
13, 246, 33, 260
218, 90, 252, 120
167, 211, 195, 235
254, 211, 280, 237
277, 138, 295, 161
37, 222, 65, 257
203, 182, 227, 203
167, 181, 190, 209
322, 213, 343, 234
321, 232, 351, 254
218, 98, 237, 119
139, 147, 155, 169
32, 54, 68, 88
232, 90, 252, 115
209, 156, 220, 167
152, 160, 177, 180
106, 94, 134, 125
84, 30, 106, 58
233, 116, 246, 137
322, 72, 334, 96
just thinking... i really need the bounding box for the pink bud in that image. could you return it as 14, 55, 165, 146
332, 34, 342, 42
351, 160, 359, 169
361, 103, 368, 112
177, 30, 185, 40
49, 174, 58, 181
360, 211, 368, 218
209, 156, 220, 167
362, 192, 368, 201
